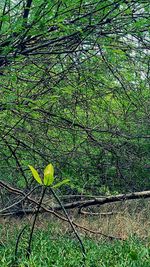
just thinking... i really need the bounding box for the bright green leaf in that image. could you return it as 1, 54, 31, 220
28, 165, 43, 185
44, 163, 54, 186
52, 179, 70, 189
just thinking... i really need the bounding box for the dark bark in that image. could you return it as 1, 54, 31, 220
0, 180, 150, 213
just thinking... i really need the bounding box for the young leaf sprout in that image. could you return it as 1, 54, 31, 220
14, 163, 85, 265
28, 163, 70, 187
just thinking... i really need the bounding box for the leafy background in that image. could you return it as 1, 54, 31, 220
0, 0, 149, 194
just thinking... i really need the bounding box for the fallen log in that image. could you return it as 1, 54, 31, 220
0, 180, 150, 212
74, 190, 150, 212
0, 180, 123, 240
53, 190, 150, 211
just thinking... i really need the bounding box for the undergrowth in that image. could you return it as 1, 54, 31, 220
0, 222, 150, 267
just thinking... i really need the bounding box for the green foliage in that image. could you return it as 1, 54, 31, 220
0, 225, 150, 267
0, 0, 150, 194
18, 163, 69, 261
29, 163, 69, 187
43, 163, 55, 186
28, 165, 43, 185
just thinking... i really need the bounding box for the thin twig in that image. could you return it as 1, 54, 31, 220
26, 186, 47, 259
15, 225, 28, 259
0, 185, 40, 213
50, 187, 86, 259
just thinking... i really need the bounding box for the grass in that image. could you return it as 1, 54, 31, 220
0, 200, 150, 266
0, 227, 150, 266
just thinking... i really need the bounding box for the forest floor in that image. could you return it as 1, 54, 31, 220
0, 199, 150, 266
